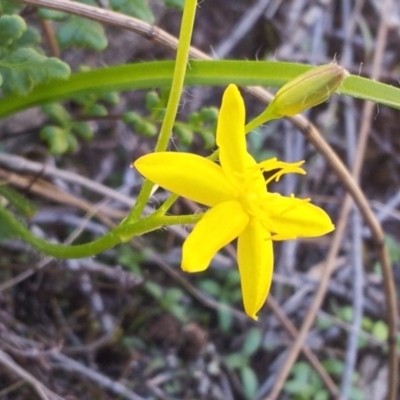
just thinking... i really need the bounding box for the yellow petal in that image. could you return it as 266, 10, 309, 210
217, 85, 248, 182
237, 220, 273, 320
182, 201, 249, 272
134, 152, 235, 207
268, 195, 334, 238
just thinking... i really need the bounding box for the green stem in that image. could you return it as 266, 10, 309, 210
128, 0, 198, 222
0, 204, 202, 259
154, 193, 180, 216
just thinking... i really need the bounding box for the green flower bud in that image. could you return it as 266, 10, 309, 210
266, 63, 348, 119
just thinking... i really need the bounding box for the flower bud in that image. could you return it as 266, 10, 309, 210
266, 63, 348, 119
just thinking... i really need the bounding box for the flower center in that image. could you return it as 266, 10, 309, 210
235, 159, 307, 235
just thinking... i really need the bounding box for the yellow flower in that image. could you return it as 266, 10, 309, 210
134, 84, 334, 320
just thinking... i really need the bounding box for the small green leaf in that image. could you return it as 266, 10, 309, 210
57, 16, 107, 51
145, 90, 160, 110
11, 26, 41, 49
371, 321, 388, 341
224, 353, 245, 369
40, 125, 70, 154
241, 366, 258, 400
0, 0, 24, 14
0, 48, 70, 96
145, 281, 163, 299
174, 124, 193, 145
199, 106, 218, 123
83, 103, 108, 116
72, 121, 93, 140
123, 111, 141, 126
322, 358, 344, 376
314, 390, 329, 400
0, 15, 27, 46
38, 8, 69, 21
200, 131, 215, 149
164, 0, 184, 9
42, 103, 71, 126
198, 279, 220, 296
110, 0, 155, 23
100, 91, 120, 105
284, 380, 314, 397
242, 328, 262, 356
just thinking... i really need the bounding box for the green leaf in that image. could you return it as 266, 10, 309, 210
83, 103, 108, 116
57, 15, 107, 51
2, 60, 400, 118
40, 125, 70, 154
11, 26, 41, 49
164, 0, 184, 9
224, 353, 245, 369
72, 121, 93, 140
384, 234, 400, 264
371, 321, 388, 341
314, 390, 329, 400
42, 103, 71, 127
100, 91, 120, 105
110, 0, 154, 23
38, 8, 69, 21
0, 48, 70, 96
242, 328, 262, 356
0, 15, 27, 46
322, 358, 344, 376
0, 0, 24, 14
284, 380, 314, 398
241, 366, 259, 400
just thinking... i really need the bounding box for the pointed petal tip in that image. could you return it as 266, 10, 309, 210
248, 312, 259, 321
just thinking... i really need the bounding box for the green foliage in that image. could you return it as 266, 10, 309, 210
383, 234, 400, 264
0, 0, 24, 14
57, 15, 108, 51
285, 360, 364, 400
164, 0, 185, 9
284, 362, 326, 400
0, 14, 26, 46
38, 80, 120, 154
123, 111, 158, 137
40, 103, 93, 154
39, 0, 157, 51
198, 269, 241, 332
334, 305, 389, 347
241, 366, 259, 400
110, 0, 155, 23
224, 327, 262, 399
122, 89, 217, 145
0, 14, 70, 96
145, 281, 188, 322
37, 8, 68, 21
